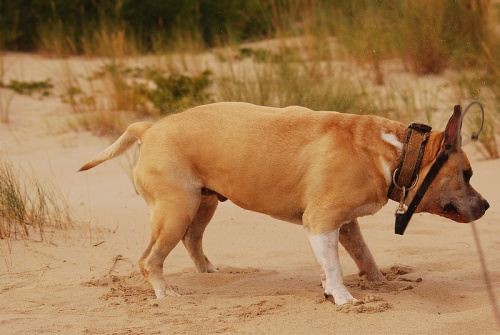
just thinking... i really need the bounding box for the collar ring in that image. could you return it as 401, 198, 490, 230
392, 168, 419, 191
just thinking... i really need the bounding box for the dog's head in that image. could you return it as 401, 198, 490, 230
412, 108, 489, 222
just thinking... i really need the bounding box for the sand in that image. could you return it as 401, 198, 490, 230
0, 53, 499, 334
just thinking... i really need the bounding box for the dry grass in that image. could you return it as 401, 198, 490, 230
331, 0, 493, 83
0, 52, 14, 123
59, 36, 499, 158
0, 88, 15, 124
62, 53, 212, 138
0, 158, 73, 244
41, 0, 499, 158
214, 44, 362, 112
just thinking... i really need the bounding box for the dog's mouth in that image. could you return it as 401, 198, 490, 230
440, 201, 490, 223
441, 202, 469, 223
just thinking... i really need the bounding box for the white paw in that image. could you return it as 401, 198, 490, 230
155, 286, 181, 299
325, 286, 357, 305
197, 262, 218, 273
206, 263, 218, 273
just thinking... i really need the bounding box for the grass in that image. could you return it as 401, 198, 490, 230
3, 0, 489, 77
0, 157, 73, 243
62, 57, 213, 137
58, 33, 499, 158
0, 52, 14, 123
0, 88, 15, 124
214, 39, 451, 121
215, 45, 362, 111
37, 18, 77, 57
0, 50, 54, 123
457, 72, 500, 159
0, 76, 55, 123
5, 0, 490, 157
0, 79, 53, 97
329, 0, 493, 83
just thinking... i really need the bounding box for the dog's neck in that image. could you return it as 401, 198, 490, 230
385, 122, 446, 201
387, 123, 432, 202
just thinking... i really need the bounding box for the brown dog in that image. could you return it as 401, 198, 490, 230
79, 102, 489, 305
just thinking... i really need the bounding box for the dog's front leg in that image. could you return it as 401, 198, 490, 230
306, 228, 356, 305
339, 220, 385, 282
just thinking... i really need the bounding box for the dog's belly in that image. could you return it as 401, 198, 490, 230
270, 213, 304, 225
208, 177, 306, 222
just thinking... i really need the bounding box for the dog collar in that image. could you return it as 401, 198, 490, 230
388, 123, 432, 201
394, 148, 452, 235
387, 123, 432, 235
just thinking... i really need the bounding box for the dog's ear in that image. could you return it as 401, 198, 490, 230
443, 105, 462, 149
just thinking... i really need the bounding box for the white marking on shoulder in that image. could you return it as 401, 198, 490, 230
381, 131, 403, 151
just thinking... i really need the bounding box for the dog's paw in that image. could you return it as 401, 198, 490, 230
155, 286, 181, 299
206, 263, 218, 273
197, 262, 218, 273
360, 268, 386, 282
324, 286, 357, 305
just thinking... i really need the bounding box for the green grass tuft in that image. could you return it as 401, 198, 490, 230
0, 158, 73, 241
0, 79, 53, 96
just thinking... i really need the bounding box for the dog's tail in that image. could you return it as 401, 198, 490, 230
79, 121, 153, 172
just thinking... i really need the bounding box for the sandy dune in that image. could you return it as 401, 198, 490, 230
0, 53, 499, 334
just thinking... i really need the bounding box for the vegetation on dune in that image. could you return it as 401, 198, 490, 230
0, 0, 498, 157
0, 0, 271, 54
0, 1, 495, 71
0, 158, 73, 243
0, 79, 53, 97
1, 1, 496, 79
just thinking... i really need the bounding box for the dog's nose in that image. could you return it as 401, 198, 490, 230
484, 200, 490, 211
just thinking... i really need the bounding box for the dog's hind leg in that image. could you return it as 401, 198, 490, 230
182, 194, 219, 273
339, 219, 385, 282
138, 190, 201, 299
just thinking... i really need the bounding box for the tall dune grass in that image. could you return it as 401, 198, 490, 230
0, 52, 14, 123
0, 158, 73, 242
0, 88, 14, 124
332, 0, 493, 82
4, 1, 493, 75
61, 35, 498, 157
29, 0, 497, 157
214, 42, 362, 112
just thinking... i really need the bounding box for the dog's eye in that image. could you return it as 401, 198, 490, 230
463, 170, 472, 183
